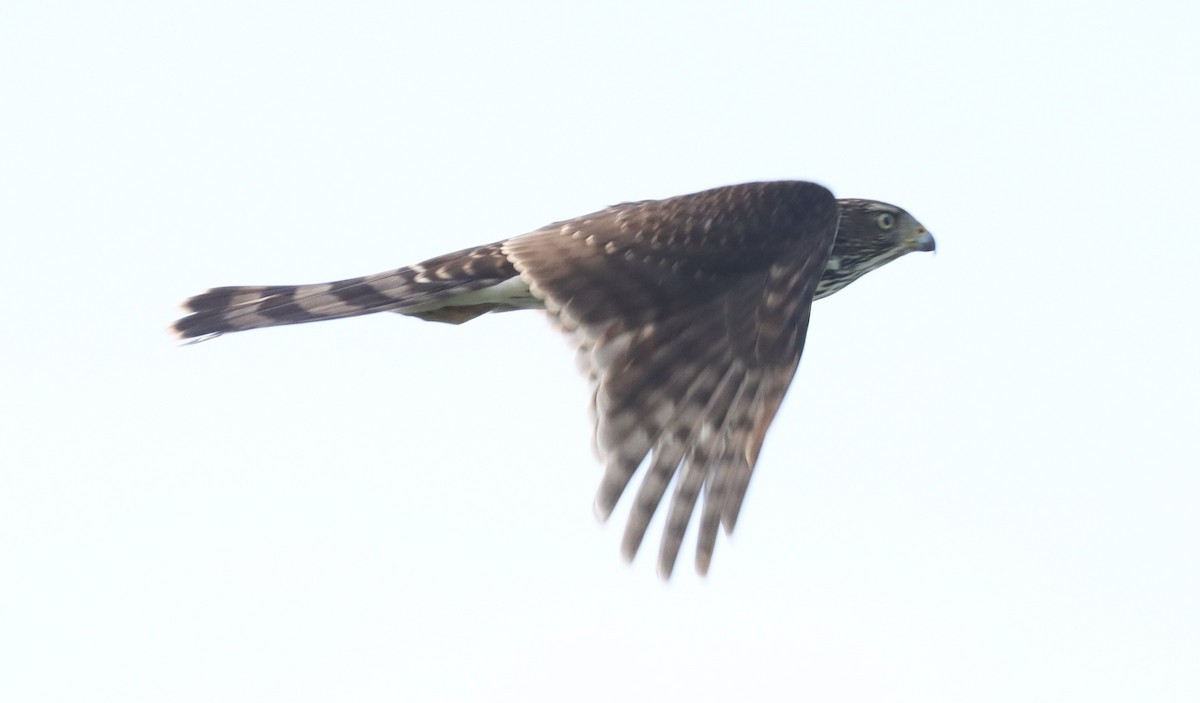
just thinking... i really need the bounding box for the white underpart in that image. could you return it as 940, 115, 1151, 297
395, 275, 543, 314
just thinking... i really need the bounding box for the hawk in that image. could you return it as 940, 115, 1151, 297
174, 181, 935, 577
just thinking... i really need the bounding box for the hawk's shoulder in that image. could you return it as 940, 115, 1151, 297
504, 180, 838, 329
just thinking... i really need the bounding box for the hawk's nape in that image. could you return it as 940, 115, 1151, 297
173, 181, 936, 577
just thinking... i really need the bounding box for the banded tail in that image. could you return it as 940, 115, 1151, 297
173, 242, 539, 339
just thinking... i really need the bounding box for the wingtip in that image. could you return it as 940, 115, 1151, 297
656, 540, 685, 581
592, 496, 615, 523
619, 520, 648, 564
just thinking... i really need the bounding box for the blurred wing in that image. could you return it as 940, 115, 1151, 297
504, 181, 839, 576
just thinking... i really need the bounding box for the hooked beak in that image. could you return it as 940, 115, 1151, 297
910, 227, 936, 253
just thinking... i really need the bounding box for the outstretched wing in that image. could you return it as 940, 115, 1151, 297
503, 181, 839, 577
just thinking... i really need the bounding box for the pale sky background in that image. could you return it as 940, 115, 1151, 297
2, 1, 1198, 701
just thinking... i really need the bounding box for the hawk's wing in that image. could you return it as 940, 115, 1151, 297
503, 181, 839, 577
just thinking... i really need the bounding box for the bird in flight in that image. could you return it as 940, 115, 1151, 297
174, 181, 935, 578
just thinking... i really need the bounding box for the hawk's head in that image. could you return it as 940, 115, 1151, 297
814, 199, 936, 299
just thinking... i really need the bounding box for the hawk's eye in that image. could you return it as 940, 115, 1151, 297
876, 213, 896, 230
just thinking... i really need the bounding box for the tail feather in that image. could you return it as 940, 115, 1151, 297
173, 242, 521, 339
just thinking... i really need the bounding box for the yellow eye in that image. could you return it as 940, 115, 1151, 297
876, 213, 896, 230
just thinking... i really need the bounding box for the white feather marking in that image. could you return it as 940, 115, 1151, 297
395, 276, 540, 314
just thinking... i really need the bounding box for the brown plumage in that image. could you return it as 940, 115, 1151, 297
174, 181, 935, 577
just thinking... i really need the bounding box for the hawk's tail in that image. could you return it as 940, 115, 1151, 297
172, 242, 522, 340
